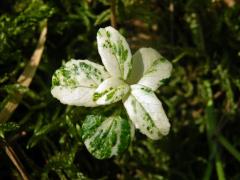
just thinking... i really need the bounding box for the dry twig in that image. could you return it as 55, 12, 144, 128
0, 23, 47, 123
0, 22, 47, 180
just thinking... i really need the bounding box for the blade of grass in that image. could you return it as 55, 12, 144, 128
215, 152, 225, 180
203, 159, 213, 180
203, 80, 226, 180
218, 134, 240, 163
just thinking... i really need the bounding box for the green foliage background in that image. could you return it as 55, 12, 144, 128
1, 0, 240, 179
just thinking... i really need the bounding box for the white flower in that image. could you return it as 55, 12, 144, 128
51, 26, 172, 140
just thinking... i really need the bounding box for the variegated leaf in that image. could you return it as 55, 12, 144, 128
123, 84, 170, 139
93, 77, 130, 105
97, 26, 132, 80
127, 48, 172, 91
51, 59, 110, 107
81, 114, 132, 159
52, 59, 110, 88
51, 86, 97, 107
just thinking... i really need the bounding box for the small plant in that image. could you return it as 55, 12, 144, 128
51, 26, 172, 159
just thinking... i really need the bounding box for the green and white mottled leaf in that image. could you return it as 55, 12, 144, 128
97, 26, 132, 80
81, 114, 132, 159
123, 84, 170, 139
52, 59, 110, 88
127, 48, 172, 91
93, 77, 130, 105
51, 59, 110, 107
51, 86, 97, 107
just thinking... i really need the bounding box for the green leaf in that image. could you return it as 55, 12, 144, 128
81, 114, 132, 159
0, 122, 20, 138
94, 9, 111, 26
2, 84, 42, 100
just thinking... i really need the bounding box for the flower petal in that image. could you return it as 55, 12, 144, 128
51, 59, 110, 106
97, 26, 132, 80
81, 114, 132, 159
93, 77, 129, 105
127, 48, 172, 91
123, 84, 170, 139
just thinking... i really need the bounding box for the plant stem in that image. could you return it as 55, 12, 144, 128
110, 0, 117, 28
